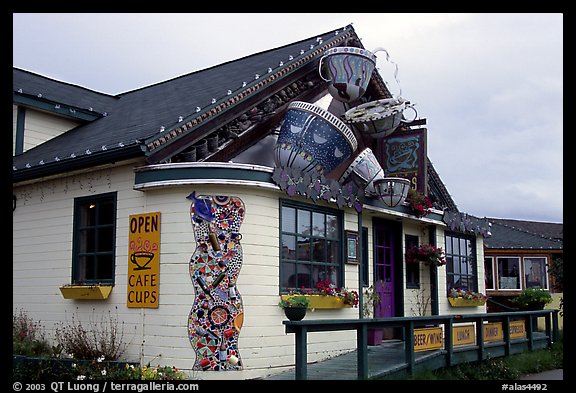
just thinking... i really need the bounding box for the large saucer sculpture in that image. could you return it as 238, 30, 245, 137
343, 97, 415, 139
274, 101, 357, 176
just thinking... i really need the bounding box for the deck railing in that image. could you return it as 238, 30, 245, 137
283, 309, 559, 380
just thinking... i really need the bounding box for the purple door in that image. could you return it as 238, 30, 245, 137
374, 224, 395, 318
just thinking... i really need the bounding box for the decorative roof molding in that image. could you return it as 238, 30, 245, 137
143, 27, 356, 155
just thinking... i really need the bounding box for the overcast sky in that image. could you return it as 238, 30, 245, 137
12, 13, 563, 223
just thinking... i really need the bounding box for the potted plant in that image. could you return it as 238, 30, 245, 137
278, 295, 310, 321
362, 284, 383, 346
406, 189, 433, 217
511, 288, 552, 311
405, 244, 446, 267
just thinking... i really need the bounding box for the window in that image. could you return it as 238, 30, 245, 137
496, 257, 520, 290
523, 257, 548, 289
484, 257, 495, 290
280, 200, 342, 292
405, 234, 420, 288
72, 192, 117, 284
445, 233, 477, 292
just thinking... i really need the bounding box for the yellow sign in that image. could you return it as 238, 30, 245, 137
414, 327, 443, 352
510, 320, 526, 339
484, 322, 503, 342
127, 212, 161, 308
453, 324, 476, 347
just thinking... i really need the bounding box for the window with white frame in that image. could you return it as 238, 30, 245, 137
523, 257, 548, 289
484, 256, 495, 290
496, 257, 521, 290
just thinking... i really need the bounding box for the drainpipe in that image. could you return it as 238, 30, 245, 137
358, 210, 363, 318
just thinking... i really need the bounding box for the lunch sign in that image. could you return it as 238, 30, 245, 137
127, 212, 161, 308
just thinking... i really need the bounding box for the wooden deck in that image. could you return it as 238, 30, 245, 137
263, 335, 550, 380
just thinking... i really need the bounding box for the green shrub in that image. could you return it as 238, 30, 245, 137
511, 288, 553, 309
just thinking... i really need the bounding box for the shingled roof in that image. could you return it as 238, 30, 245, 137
14, 25, 388, 182
484, 218, 563, 250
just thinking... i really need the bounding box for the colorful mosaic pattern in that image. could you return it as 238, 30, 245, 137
187, 192, 245, 371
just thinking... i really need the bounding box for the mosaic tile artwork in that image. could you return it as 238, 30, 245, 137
187, 192, 245, 371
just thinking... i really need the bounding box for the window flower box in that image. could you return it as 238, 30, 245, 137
447, 288, 488, 307
448, 297, 486, 307
280, 294, 352, 309
59, 285, 113, 300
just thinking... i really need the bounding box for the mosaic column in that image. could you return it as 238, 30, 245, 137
187, 192, 245, 371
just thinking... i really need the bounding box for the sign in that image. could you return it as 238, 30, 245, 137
510, 320, 526, 339
414, 327, 443, 352
377, 128, 427, 194
484, 322, 503, 342
127, 212, 161, 308
453, 324, 476, 347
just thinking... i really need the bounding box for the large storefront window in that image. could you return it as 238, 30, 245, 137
280, 201, 342, 292
445, 233, 477, 292
524, 257, 548, 289
497, 257, 521, 290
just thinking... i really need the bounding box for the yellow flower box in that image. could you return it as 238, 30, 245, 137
448, 297, 486, 307
280, 294, 352, 309
59, 285, 113, 300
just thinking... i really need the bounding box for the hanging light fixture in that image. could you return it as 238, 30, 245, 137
374, 177, 410, 207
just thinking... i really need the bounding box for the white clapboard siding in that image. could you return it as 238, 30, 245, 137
13, 161, 401, 378
17, 107, 81, 153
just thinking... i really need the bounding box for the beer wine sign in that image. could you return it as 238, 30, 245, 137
128, 212, 161, 308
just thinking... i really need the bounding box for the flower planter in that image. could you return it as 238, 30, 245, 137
59, 285, 113, 300
280, 294, 352, 309
448, 297, 486, 307
283, 307, 307, 321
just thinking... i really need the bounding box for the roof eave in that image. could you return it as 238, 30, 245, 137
12, 145, 143, 184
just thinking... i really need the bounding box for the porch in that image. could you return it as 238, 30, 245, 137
266, 309, 559, 380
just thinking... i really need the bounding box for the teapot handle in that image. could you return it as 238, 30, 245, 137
318, 55, 332, 82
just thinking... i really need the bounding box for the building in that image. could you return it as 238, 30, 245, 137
484, 218, 563, 328
13, 25, 492, 379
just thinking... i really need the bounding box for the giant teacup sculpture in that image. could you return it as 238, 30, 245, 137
274, 101, 358, 176
338, 147, 385, 197
318, 46, 377, 103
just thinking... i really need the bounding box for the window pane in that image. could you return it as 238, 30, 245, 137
79, 255, 95, 281
98, 200, 115, 225
97, 227, 114, 252
485, 257, 494, 290
446, 256, 454, 274
453, 256, 460, 274
327, 239, 339, 264
312, 238, 326, 262
312, 212, 325, 237
445, 236, 452, 254
497, 257, 520, 289
79, 229, 95, 253
326, 214, 338, 239
524, 257, 547, 289
282, 235, 296, 260
459, 238, 466, 256
297, 210, 311, 235
96, 254, 113, 280
281, 262, 296, 288
282, 206, 296, 233
79, 204, 97, 227
297, 237, 310, 261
